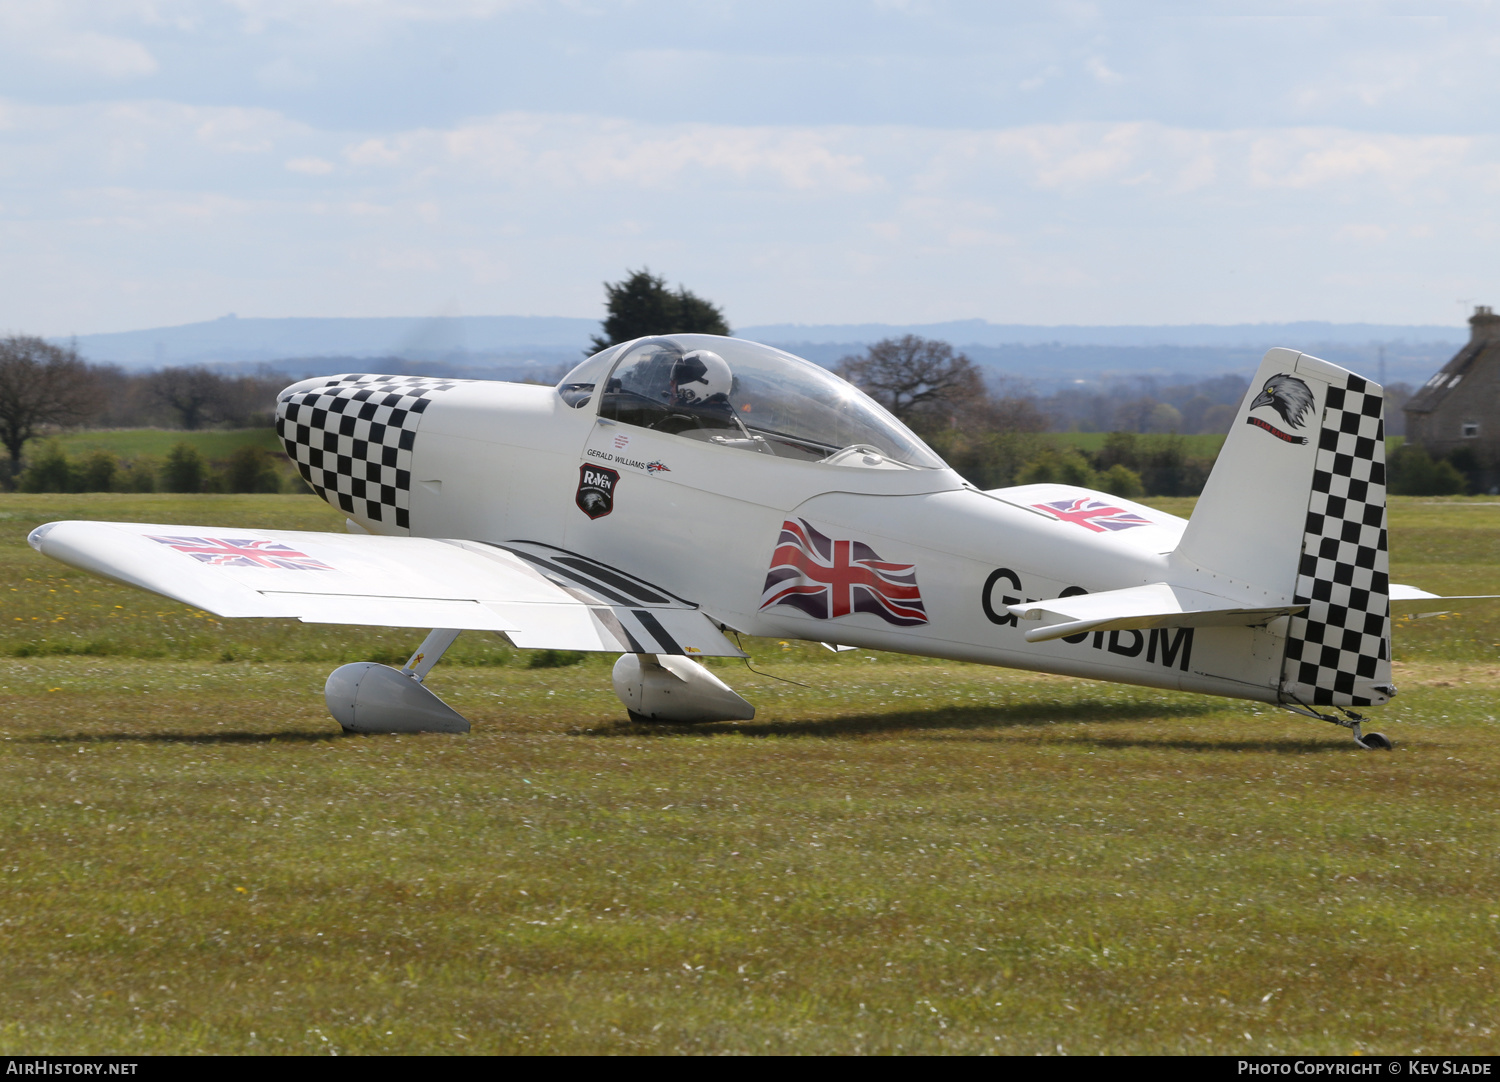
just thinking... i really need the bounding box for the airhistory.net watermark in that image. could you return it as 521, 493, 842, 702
5, 1064, 137, 1076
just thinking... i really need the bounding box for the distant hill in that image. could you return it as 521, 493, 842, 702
738, 319, 1467, 349
60, 313, 1466, 387
64, 314, 600, 369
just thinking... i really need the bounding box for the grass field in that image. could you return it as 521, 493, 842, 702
1, 493, 1497, 1055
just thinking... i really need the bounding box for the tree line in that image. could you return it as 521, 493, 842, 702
15, 439, 290, 495
0, 335, 288, 489
3, 261, 1447, 500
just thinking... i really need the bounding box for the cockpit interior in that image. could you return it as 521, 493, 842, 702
557, 335, 944, 470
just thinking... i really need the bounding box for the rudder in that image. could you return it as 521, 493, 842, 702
1175, 349, 1392, 707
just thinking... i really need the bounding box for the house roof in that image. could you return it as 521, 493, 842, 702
1404, 307, 1500, 416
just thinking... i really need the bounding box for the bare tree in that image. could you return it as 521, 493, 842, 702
0, 336, 102, 484
147, 366, 230, 430
835, 335, 987, 434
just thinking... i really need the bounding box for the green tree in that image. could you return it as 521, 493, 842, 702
220, 445, 282, 493
77, 449, 120, 492
1098, 463, 1145, 499
1097, 431, 1141, 471
1017, 448, 1097, 488
1389, 445, 1466, 496
122, 456, 160, 493
161, 442, 208, 493
17, 440, 75, 492
589, 268, 730, 353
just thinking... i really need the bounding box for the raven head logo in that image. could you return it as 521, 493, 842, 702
1249, 373, 1315, 429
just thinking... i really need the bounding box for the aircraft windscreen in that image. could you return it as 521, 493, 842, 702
556, 342, 626, 408
559, 335, 944, 469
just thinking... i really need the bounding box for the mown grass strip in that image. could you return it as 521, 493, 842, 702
0, 492, 1496, 1054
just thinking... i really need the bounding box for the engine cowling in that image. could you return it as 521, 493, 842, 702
611, 653, 755, 723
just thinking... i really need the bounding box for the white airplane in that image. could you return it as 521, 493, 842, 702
27, 335, 1468, 748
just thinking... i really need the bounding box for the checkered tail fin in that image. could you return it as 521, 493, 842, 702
1176, 348, 1392, 707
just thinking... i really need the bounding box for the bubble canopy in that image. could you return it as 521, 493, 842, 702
557, 335, 946, 470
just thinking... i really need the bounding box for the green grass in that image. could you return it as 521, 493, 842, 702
0, 493, 1497, 1054
50, 428, 284, 462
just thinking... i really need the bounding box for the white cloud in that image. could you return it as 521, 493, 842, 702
44, 31, 157, 78
336, 114, 881, 194
1334, 223, 1387, 244
5, 101, 1500, 331
1085, 56, 1123, 84
286, 156, 335, 174
255, 56, 316, 91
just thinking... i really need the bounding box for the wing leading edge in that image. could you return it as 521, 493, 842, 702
28, 521, 743, 658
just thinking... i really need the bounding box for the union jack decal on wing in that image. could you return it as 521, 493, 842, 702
1031, 498, 1152, 533
148, 536, 335, 570
759, 518, 927, 626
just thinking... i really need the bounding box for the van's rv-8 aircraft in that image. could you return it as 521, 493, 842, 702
28, 336, 1477, 748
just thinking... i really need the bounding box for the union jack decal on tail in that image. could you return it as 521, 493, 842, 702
759, 519, 927, 626
148, 536, 335, 571
1031, 498, 1152, 534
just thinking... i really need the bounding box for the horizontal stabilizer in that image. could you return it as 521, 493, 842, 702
27, 521, 743, 657
1390, 583, 1500, 611
1011, 583, 1305, 644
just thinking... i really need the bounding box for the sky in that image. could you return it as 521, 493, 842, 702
2, 1, 1498, 336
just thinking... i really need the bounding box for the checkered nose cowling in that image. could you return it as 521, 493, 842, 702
276, 374, 463, 532
1280, 374, 1393, 707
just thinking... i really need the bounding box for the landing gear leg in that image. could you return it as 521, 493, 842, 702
401, 628, 463, 683
1283, 701, 1392, 749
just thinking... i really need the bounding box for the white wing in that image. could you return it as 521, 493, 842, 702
28, 521, 742, 657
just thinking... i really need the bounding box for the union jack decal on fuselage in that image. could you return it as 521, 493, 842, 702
148, 536, 335, 571
1031, 498, 1152, 534
759, 518, 927, 626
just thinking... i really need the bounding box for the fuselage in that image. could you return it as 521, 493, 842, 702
277, 355, 1286, 705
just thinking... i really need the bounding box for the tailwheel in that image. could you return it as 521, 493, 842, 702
1282, 701, 1393, 749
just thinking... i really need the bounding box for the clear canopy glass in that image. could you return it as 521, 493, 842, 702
557, 335, 945, 469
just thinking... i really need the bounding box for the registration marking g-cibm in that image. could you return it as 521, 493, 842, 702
981, 566, 1193, 672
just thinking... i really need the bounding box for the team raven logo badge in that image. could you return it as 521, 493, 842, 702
576, 465, 619, 519
759, 518, 927, 626
1246, 373, 1314, 445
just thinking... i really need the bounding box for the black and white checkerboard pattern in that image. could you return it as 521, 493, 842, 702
276, 375, 463, 531
1280, 374, 1393, 707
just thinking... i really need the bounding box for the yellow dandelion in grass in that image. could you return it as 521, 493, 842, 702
235, 886, 247, 894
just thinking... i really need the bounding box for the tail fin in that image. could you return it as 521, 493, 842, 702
1176, 348, 1392, 706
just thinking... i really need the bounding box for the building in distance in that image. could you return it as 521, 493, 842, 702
1403, 305, 1500, 489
